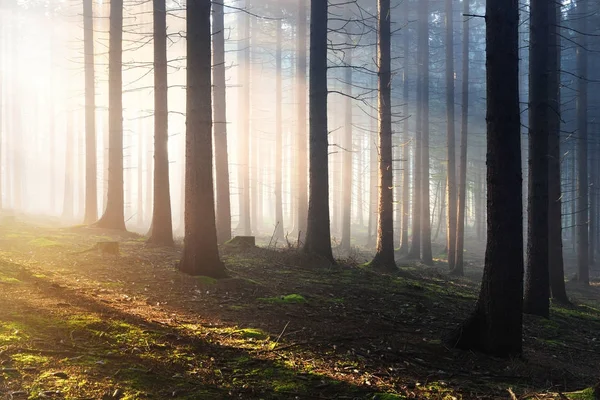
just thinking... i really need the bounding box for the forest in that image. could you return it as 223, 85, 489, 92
0, 0, 598, 398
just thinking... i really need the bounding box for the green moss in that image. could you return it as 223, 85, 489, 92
228, 305, 245, 311
258, 294, 306, 304
0, 276, 20, 284
373, 394, 408, 400
11, 353, 50, 366
0, 321, 30, 343
195, 276, 217, 285
28, 237, 61, 248
237, 328, 268, 340
566, 388, 595, 400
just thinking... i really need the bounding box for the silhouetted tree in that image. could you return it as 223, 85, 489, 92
147, 0, 173, 246
179, 0, 227, 278
95, 0, 126, 230
304, 0, 334, 263
448, 0, 524, 356
213, 0, 232, 244
445, 0, 457, 271
296, 0, 308, 241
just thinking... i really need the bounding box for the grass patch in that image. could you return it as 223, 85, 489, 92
237, 328, 268, 340
195, 276, 218, 285
566, 388, 595, 400
258, 294, 306, 304
373, 394, 408, 400
11, 353, 50, 366
28, 237, 61, 248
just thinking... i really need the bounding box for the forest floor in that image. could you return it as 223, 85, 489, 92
0, 215, 598, 400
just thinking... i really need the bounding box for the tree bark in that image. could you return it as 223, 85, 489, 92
83, 0, 98, 224
523, 0, 550, 317
399, 0, 410, 254
237, 2, 251, 236
420, 0, 433, 266
453, 0, 469, 276
296, 0, 308, 242
147, 0, 174, 245
371, 0, 396, 271
447, 0, 523, 357
95, 0, 126, 230
213, 0, 232, 244
179, 0, 226, 278
576, 0, 589, 285
304, 0, 334, 263
445, 0, 457, 271
62, 112, 75, 220
341, 45, 353, 251
274, 16, 284, 241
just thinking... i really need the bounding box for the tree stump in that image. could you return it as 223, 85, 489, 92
96, 241, 119, 255
225, 236, 256, 248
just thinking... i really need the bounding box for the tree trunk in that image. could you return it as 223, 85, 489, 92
447, 0, 523, 357
420, 0, 433, 266
147, 0, 173, 245
274, 16, 284, 241
523, 0, 550, 317
296, 0, 308, 242
63, 112, 75, 220
341, 46, 353, 251
399, 0, 410, 254
453, 0, 469, 276
179, 0, 226, 278
95, 0, 126, 230
408, 41, 422, 259
212, 0, 232, 244
576, 0, 589, 285
83, 0, 98, 224
304, 0, 334, 263
445, 0, 457, 271
371, 0, 395, 271
237, 2, 251, 236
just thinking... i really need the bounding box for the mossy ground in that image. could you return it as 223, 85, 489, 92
0, 216, 597, 399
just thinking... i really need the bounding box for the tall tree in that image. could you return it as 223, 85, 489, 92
576, 0, 589, 285
148, 0, 174, 245
83, 0, 97, 224
445, 0, 457, 270
547, 0, 568, 302
371, 0, 396, 271
296, 0, 308, 241
447, 0, 523, 356
213, 0, 232, 243
95, 0, 126, 230
420, 0, 433, 265
408, 39, 422, 259
237, 2, 251, 236
399, 0, 410, 254
62, 112, 75, 219
274, 16, 284, 241
453, 0, 469, 276
523, 0, 550, 317
341, 41, 353, 251
179, 0, 227, 278
304, 0, 334, 263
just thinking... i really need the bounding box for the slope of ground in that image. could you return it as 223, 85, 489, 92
0, 216, 598, 399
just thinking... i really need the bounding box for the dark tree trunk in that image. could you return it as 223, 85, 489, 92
304, 0, 334, 263
447, 0, 523, 357
95, 0, 126, 230
212, 0, 232, 244
420, 0, 433, 266
148, 0, 174, 246
576, 0, 589, 285
371, 0, 395, 271
179, 0, 226, 278
523, 0, 550, 317
399, 0, 410, 254
453, 0, 469, 276
274, 17, 284, 241
83, 0, 97, 224
445, 0, 457, 271
296, 0, 308, 242
547, 2, 567, 304
341, 46, 353, 252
